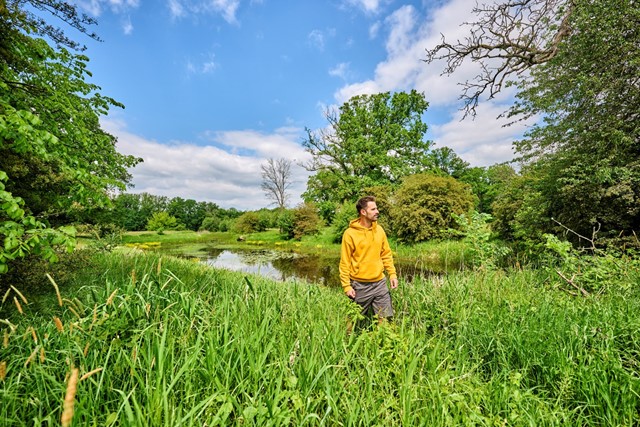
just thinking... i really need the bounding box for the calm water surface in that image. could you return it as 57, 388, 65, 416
183, 247, 434, 287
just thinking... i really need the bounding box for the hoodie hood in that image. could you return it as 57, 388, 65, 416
348, 218, 377, 231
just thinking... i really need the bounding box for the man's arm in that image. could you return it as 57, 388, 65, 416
380, 229, 398, 288
339, 232, 355, 296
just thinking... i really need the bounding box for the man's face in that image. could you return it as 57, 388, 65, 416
361, 201, 379, 222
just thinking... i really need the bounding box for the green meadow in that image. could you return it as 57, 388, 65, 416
1, 248, 639, 426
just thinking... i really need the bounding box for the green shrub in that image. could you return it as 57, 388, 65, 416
292, 203, 322, 240
234, 211, 266, 234
146, 211, 179, 231
331, 201, 357, 243
277, 209, 295, 239
454, 211, 511, 269
279, 204, 323, 240
389, 173, 474, 243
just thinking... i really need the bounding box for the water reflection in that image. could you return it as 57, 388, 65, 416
204, 249, 340, 287
201, 248, 433, 287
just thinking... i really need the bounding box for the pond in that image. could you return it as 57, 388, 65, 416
161, 246, 435, 288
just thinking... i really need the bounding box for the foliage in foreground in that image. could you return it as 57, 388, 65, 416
1, 251, 639, 425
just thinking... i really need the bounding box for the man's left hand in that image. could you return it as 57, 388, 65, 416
389, 277, 399, 289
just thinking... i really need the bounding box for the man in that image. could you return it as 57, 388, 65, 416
339, 196, 398, 322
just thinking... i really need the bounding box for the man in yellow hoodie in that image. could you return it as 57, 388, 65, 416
340, 196, 398, 320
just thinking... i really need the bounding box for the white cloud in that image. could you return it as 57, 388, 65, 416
329, 62, 351, 80
308, 28, 336, 51
332, 0, 535, 167
431, 99, 536, 166
166, 0, 239, 23
103, 118, 312, 210
308, 30, 325, 51
186, 51, 219, 74
369, 21, 381, 39
168, 0, 186, 18
122, 15, 133, 35
77, 0, 140, 16
207, 0, 240, 24
344, 0, 385, 14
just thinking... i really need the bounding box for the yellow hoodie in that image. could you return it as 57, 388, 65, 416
339, 218, 397, 293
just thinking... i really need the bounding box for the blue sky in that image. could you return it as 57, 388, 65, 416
71, 0, 531, 210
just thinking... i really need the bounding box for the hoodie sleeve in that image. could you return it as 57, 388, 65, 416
339, 231, 354, 293
380, 228, 397, 279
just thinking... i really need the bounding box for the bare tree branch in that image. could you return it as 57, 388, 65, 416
425, 0, 575, 118
261, 158, 292, 209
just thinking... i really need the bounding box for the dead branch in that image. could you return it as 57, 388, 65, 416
425, 0, 575, 118
555, 270, 589, 297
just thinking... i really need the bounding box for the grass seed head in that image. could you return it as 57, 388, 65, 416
3, 330, 8, 348
0, 361, 6, 381
54, 317, 64, 332
1, 288, 10, 304
25, 346, 38, 368
47, 273, 63, 307
40, 347, 45, 363
25, 326, 38, 343
13, 297, 23, 315
80, 367, 103, 381
68, 306, 81, 320
61, 368, 79, 427
83, 342, 90, 357
10, 286, 27, 304
106, 289, 118, 306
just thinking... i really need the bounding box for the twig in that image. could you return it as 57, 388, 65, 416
551, 218, 596, 250
555, 270, 589, 297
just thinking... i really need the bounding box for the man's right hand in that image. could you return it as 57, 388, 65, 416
345, 289, 356, 299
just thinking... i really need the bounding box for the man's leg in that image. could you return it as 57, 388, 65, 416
371, 278, 394, 323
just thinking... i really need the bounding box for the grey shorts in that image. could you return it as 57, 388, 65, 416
351, 278, 394, 318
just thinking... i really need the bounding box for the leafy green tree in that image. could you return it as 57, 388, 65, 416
389, 174, 475, 243
146, 212, 178, 232
167, 197, 208, 231
0, 2, 141, 272
302, 90, 433, 205
429, 146, 469, 179
426, 0, 640, 246
459, 164, 517, 214
510, 0, 640, 243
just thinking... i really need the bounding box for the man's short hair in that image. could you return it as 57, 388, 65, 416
356, 196, 376, 215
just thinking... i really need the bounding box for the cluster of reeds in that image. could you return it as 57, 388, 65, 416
0, 251, 638, 425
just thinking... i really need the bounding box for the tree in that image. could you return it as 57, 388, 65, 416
389, 174, 475, 243
261, 158, 292, 209
0, 2, 141, 272
167, 197, 208, 231
302, 90, 433, 205
429, 146, 469, 179
146, 212, 178, 232
426, 0, 640, 246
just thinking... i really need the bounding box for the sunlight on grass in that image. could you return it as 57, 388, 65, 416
1, 251, 638, 425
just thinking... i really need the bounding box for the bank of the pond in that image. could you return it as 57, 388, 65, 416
1, 250, 639, 426
121, 228, 470, 274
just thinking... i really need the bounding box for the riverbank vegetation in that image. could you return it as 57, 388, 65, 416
1, 250, 639, 425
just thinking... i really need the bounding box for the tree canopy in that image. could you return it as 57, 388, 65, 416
426, 0, 639, 246
0, 1, 141, 271
302, 90, 433, 205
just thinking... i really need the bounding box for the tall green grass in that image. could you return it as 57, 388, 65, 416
1, 251, 638, 425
